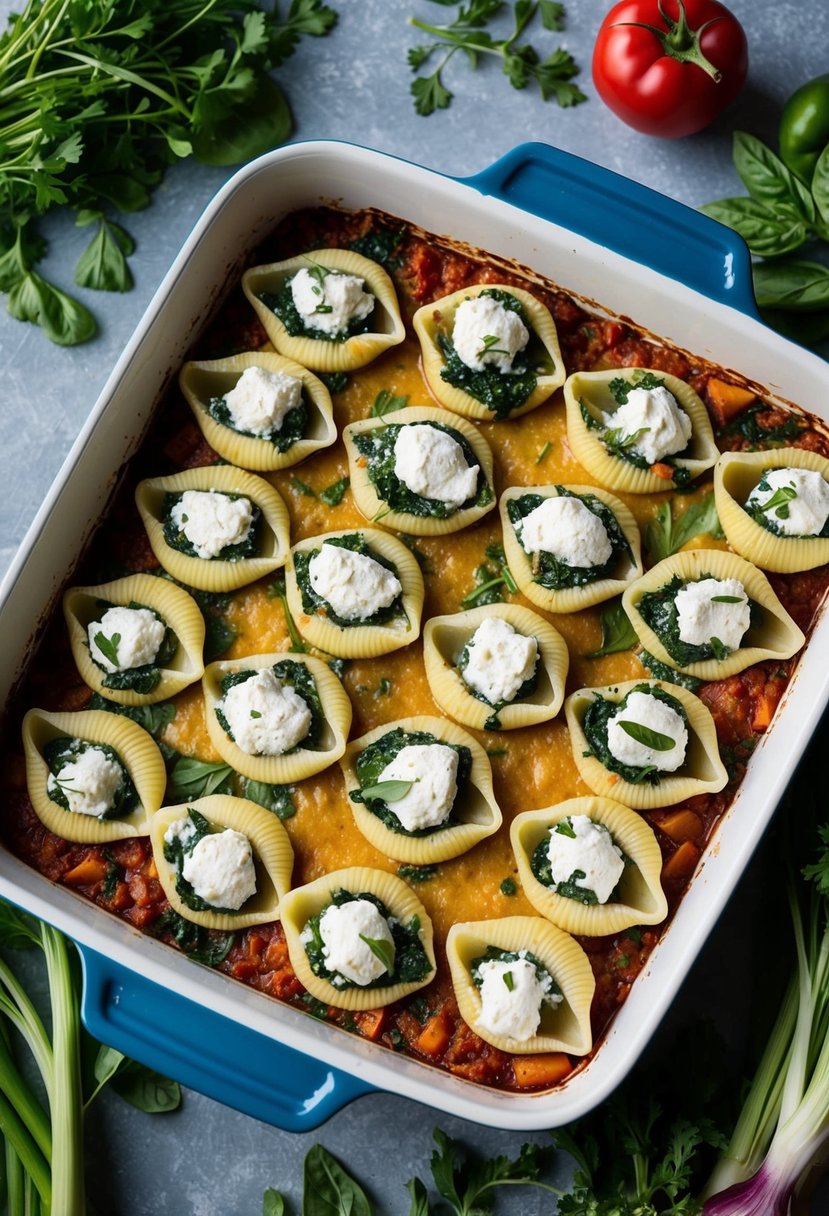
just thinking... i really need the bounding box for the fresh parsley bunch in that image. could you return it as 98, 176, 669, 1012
0, 0, 337, 345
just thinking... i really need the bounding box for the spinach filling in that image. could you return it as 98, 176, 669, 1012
260, 264, 376, 344
437, 289, 551, 421
579, 371, 692, 488
162, 491, 261, 563
44, 737, 138, 820
456, 636, 538, 732
87, 599, 178, 694
350, 727, 471, 836
293, 533, 406, 629
582, 683, 689, 787
302, 888, 431, 989
351, 422, 493, 519
207, 392, 308, 453
530, 819, 626, 906
214, 661, 324, 752
637, 574, 760, 666
745, 470, 829, 539
507, 487, 631, 590
162, 807, 254, 915
470, 945, 561, 1002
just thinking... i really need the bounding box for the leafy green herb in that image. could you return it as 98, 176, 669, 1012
262, 1188, 286, 1216
242, 779, 296, 820
290, 476, 316, 497
755, 484, 797, 518
618, 721, 676, 752
359, 933, 395, 974
420, 1127, 552, 1214
360, 779, 414, 802
371, 388, 409, 417
319, 371, 349, 394
719, 402, 806, 448
461, 542, 517, 607
646, 493, 721, 562
502, 969, 515, 991
303, 1144, 372, 1216
500, 877, 517, 896
375, 677, 392, 698
319, 475, 350, 507
166, 756, 234, 802
587, 598, 637, 658
87, 694, 176, 739
152, 908, 236, 966
608, 371, 665, 404
398, 863, 439, 883
711, 595, 744, 603
536, 440, 553, 463
266, 574, 309, 653
639, 650, 703, 692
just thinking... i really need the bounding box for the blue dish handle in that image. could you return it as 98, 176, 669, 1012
461, 142, 760, 318
79, 944, 373, 1130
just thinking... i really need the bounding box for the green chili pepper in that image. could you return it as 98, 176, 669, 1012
779, 73, 829, 184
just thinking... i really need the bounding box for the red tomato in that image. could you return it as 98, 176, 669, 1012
592, 0, 748, 138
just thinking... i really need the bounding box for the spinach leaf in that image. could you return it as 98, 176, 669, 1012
371, 388, 409, 417
752, 259, 829, 311
110, 1061, 181, 1113
262, 1190, 286, 1216
587, 598, 637, 658
74, 219, 134, 292
166, 757, 234, 802
319, 476, 350, 507
87, 694, 176, 738
303, 1144, 372, 1216
645, 493, 721, 563
242, 780, 296, 820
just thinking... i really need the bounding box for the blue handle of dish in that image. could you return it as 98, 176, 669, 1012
79, 944, 373, 1130
462, 142, 760, 317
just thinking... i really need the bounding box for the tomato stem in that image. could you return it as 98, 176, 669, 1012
613, 0, 723, 83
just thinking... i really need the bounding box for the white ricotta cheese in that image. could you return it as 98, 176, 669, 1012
547, 815, 624, 904
222, 365, 303, 436
475, 954, 561, 1042
674, 577, 751, 652
163, 815, 198, 850
602, 384, 692, 465
219, 668, 312, 756
376, 743, 459, 832
181, 828, 257, 910
461, 617, 538, 706
518, 495, 613, 568
87, 605, 165, 673
607, 690, 688, 773
452, 294, 529, 373
169, 490, 254, 560
290, 267, 375, 336
47, 746, 123, 818
746, 467, 829, 537
392, 424, 479, 508
315, 899, 395, 986
308, 542, 402, 621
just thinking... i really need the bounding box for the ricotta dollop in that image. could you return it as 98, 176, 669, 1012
180, 827, 257, 910
461, 617, 538, 705
452, 295, 529, 373
220, 668, 312, 756
377, 743, 459, 831
518, 495, 613, 568
547, 815, 624, 904
392, 424, 479, 507
607, 690, 688, 773
315, 899, 395, 986
88, 605, 165, 673
746, 467, 829, 537
222, 365, 303, 436
674, 577, 751, 653
308, 542, 402, 621
475, 954, 561, 1041
169, 490, 254, 560
47, 746, 124, 818
290, 267, 374, 336
603, 385, 692, 465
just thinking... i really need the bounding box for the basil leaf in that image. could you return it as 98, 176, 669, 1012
191, 77, 292, 166
110, 1062, 181, 1113
700, 198, 809, 259
167, 756, 233, 801
303, 1144, 373, 1216
617, 721, 676, 752
359, 933, 395, 973
587, 599, 637, 658
263, 1191, 286, 1216
371, 388, 409, 417
93, 631, 121, 667
8, 271, 96, 345
361, 779, 413, 802
812, 143, 829, 227
732, 131, 816, 224
646, 493, 721, 562
74, 220, 134, 292
752, 259, 829, 312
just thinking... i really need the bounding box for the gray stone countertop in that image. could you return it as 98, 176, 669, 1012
1, 0, 828, 1211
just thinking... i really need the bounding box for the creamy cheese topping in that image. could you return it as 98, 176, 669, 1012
315, 899, 394, 986
169, 490, 254, 560
607, 690, 688, 773
88, 605, 165, 673
674, 577, 751, 652
180, 828, 257, 910
164, 815, 198, 850
461, 617, 538, 705
222, 365, 303, 436
475, 954, 561, 1041
547, 815, 625, 904
603, 384, 692, 465
308, 542, 402, 621
518, 495, 613, 568
220, 668, 312, 756
290, 267, 375, 336
47, 746, 123, 818
392, 424, 479, 508
452, 294, 529, 373
377, 743, 459, 831
746, 467, 829, 537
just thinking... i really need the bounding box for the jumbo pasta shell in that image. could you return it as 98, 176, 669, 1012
413, 284, 565, 421
343, 405, 496, 536
446, 916, 594, 1056
339, 715, 502, 864
499, 484, 644, 613
511, 797, 667, 936
22, 708, 167, 843
715, 448, 829, 573
135, 464, 290, 593
202, 652, 352, 783
285, 528, 424, 658
242, 249, 405, 372
423, 604, 569, 731
63, 574, 205, 706
565, 679, 727, 811
179, 352, 336, 472
149, 795, 294, 931
280, 866, 436, 1011
564, 369, 718, 493
622, 548, 804, 681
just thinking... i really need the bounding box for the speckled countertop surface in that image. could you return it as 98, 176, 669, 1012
1, 1, 828, 1211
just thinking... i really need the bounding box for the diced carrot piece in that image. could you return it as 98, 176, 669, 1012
63, 856, 108, 886
650, 462, 675, 480
144, 856, 158, 880
654, 809, 703, 844
706, 377, 756, 428
513, 1053, 572, 1088
355, 1009, 386, 1042
661, 840, 701, 882
753, 687, 782, 731
414, 1010, 451, 1057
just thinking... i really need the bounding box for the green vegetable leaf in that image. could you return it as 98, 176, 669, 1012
110, 1062, 181, 1113
7, 272, 96, 345
732, 131, 816, 224
371, 388, 410, 417
320, 476, 350, 507
167, 757, 233, 802
290, 476, 316, 497
406, 1176, 432, 1216
74, 221, 134, 292
0, 899, 40, 949
263, 1190, 287, 1216
540, 1, 566, 30
92, 1044, 125, 1090
618, 720, 676, 752
752, 259, 829, 312
242, 779, 296, 820
700, 198, 809, 259
646, 493, 721, 562
426, 1129, 547, 1216
88, 694, 176, 738
412, 69, 454, 117
587, 598, 637, 658
359, 933, 395, 973
813, 143, 829, 228
92, 631, 121, 666
303, 1144, 373, 1216
192, 77, 292, 167
361, 779, 414, 802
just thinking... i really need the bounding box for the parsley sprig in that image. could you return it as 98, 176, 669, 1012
407, 1, 586, 117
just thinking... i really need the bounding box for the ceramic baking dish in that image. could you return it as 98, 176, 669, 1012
2, 140, 828, 1132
